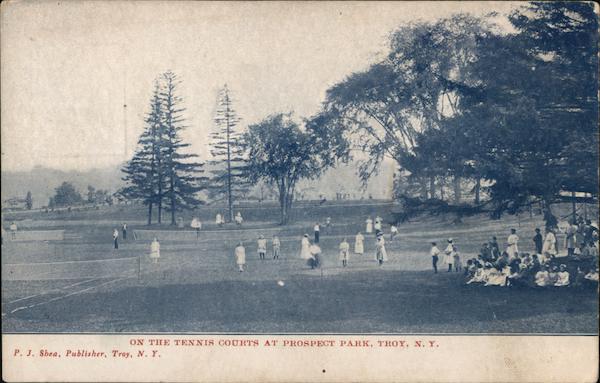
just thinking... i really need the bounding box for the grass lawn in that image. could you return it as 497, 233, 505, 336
2, 202, 598, 333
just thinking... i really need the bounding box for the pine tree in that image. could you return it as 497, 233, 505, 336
120, 81, 166, 224
208, 85, 249, 222
160, 71, 208, 225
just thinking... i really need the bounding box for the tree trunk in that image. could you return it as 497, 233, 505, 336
170, 178, 176, 225
429, 175, 436, 199
147, 202, 153, 225
453, 176, 461, 204
440, 177, 445, 201
474, 177, 481, 205
158, 201, 162, 224
420, 178, 428, 199
226, 104, 233, 223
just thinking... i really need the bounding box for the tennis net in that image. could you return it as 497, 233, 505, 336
2, 256, 140, 281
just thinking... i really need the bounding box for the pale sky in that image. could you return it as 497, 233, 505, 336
1, 1, 520, 172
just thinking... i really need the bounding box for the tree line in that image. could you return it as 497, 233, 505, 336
310, 2, 598, 226
120, 2, 598, 227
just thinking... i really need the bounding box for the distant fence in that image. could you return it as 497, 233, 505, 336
133, 228, 284, 242
5, 230, 65, 241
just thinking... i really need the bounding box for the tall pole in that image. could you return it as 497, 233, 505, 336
123, 78, 128, 161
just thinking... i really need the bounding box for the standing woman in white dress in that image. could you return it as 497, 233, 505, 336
375, 233, 388, 266
300, 234, 311, 259
365, 217, 373, 234
354, 232, 364, 255
542, 228, 557, 258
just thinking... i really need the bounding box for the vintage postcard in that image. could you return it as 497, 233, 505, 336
1, 1, 598, 382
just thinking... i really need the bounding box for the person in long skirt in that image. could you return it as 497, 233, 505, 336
150, 237, 160, 264
507, 228, 519, 260
565, 220, 577, 257
235, 242, 246, 272
365, 217, 373, 234
354, 232, 364, 255
272, 236, 281, 259
257, 235, 267, 260
235, 212, 244, 226
122, 223, 128, 240
542, 228, 557, 258
339, 237, 350, 267
430, 242, 440, 273
375, 233, 388, 266
191, 217, 201, 239
300, 234, 311, 260
216, 213, 224, 227
113, 228, 119, 249
444, 239, 454, 272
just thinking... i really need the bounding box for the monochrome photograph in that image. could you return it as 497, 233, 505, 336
1, 1, 598, 381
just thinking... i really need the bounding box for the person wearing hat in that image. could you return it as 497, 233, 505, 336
444, 239, 455, 272
300, 234, 311, 260
150, 237, 160, 264
535, 264, 551, 287
257, 235, 267, 260
235, 241, 246, 272
554, 264, 570, 286
375, 232, 388, 266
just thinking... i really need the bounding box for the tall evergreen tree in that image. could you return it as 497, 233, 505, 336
120, 81, 166, 224
208, 85, 248, 222
160, 71, 208, 225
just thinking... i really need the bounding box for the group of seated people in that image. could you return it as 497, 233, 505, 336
464, 241, 599, 288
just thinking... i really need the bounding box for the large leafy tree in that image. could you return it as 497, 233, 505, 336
208, 85, 249, 221
244, 113, 337, 224
52, 182, 83, 207
316, 14, 490, 200
432, 2, 599, 222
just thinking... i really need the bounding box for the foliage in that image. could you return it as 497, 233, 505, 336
243, 113, 331, 224
208, 85, 249, 220
51, 182, 83, 207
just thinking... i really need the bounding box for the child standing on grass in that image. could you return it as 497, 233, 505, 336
375, 233, 388, 266
10, 222, 17, 240
339, 237, 350, 267
257, 235, 267, 260
113, 228, 119, 249
150, 237, 160, 264
272, 236, 281, 259
430, 242, 440, 273
365, 217, 373, 234
354, 232, 364, 255
390, 224, 398, 241
235, 242, 246, 272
